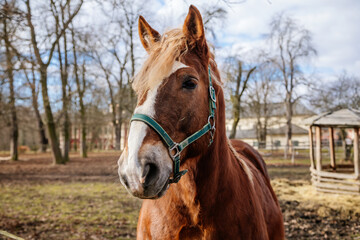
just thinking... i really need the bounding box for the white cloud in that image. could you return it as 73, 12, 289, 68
221, 0, 360, 79
144, 0, 359, 81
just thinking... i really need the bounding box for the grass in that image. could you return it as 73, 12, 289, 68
268, 166, 311, 180
269, 165, 360, 219
0, 182, 141, 240
1, 154, 360, 239
272, 178, 360, 218
264, 157, 311, 165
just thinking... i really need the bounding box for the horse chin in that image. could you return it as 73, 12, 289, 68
138, 178, 170, 200
155, 179, 170, 198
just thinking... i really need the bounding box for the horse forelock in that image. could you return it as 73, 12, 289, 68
132, 28, 221, 99
132, 29, 187, 96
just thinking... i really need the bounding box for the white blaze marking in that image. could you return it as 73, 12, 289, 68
171, 61, 188, 74
124, 61, 189, 188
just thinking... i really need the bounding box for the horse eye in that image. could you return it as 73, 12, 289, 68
182, 78, 197, 90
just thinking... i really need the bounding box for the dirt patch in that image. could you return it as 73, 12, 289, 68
0, 154, 359, 239
280, 199, 360, 239
0, 152, 120, 183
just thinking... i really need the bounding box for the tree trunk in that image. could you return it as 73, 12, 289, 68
40, 66, 64, 164
58, 28, 70, 162
255, 103, 266, 149
80, 124, 87, 158
129, 23, 137, 111
29, 65, 48, 152
25, 0, 82, 164
259, 126, 267, 149
22, 51, 48, 153
229, 99, 240, 139
80, 101, 87, 158
34, 100, 48, 152
9, 72, 18, 161
262, 120, 268, 149
228, 62, 255, 140
4, 17, 18, 161
71, 26, 87, 158
115, 123, 121, 150
62, 106, 70, 162
285, 99, 293, 160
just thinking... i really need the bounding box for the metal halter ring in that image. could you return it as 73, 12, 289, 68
209, 86, 216, 103
208, 115, 215, 130
169, 143, 181, 160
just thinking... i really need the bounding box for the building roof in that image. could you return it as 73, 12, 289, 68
304, 108, 360, 127
268, 124, 308, 135
234, 128, 257, 139
240, 101, 315, 118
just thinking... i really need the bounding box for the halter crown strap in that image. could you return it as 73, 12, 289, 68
130, 65, 216, 184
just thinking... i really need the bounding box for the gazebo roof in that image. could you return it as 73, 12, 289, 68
305, 108, 360, 127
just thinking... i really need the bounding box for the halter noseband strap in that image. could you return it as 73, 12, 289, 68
130, 65, 216, 184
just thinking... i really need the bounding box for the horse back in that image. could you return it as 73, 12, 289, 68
230, 139, 285, 240
230, 139, 270, 181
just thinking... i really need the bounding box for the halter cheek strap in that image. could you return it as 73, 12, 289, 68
130, 65, 216, 184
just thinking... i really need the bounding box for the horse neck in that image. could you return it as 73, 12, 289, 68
189, 87, 266, 232
194, 87, 248, 200
167, 78, 267, 233
175, 83, 249, 204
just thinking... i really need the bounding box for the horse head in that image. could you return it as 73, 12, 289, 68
118, 5, 220, 199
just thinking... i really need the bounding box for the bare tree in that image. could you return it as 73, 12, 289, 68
309, 72, 360, 111
268, 13, 316, 159
246, 58, 277, 148
90, 0, 145, 150
109, 39, 129, 150
225, 57, 256, 139
91, 49, 120, 149
70, 26, 88, 157
199, 3, 227, 42
22, 51, 48, 152
51, 0, 73, 162
1, 0, 23, 160
116, 0, 140, 113
25, 0, 83, 164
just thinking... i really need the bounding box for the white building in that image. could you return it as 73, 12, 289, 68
226, 102, 315, 148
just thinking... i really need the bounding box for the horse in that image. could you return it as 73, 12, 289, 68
118, 5, 285, 239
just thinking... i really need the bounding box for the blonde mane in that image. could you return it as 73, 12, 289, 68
133, 29, 188, 95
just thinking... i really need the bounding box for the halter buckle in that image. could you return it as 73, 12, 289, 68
169, 170, 188, 184
169, 143, 180, 160
207, 115, 216, 145
208, 115, 215, 130
209, 86, 216, 103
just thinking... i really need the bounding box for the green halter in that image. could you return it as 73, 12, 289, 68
131, 65, 216, 183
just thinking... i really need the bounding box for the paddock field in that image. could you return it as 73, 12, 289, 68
0, 153, 359, 239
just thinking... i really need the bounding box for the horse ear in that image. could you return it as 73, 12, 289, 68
183, 5, 207, 50
138, 16, 161, 52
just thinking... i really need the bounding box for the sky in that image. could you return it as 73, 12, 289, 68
16, 0, 359, 110
138, 0, 360, 82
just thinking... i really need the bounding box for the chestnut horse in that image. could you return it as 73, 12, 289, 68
118, 5, 284, 240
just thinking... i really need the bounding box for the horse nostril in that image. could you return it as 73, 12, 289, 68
121, 174, 130, 189
142, 163, 159, 187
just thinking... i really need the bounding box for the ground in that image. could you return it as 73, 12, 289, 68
0, 152, 359, 240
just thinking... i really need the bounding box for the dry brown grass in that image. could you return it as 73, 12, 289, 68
272, 178, 360, 218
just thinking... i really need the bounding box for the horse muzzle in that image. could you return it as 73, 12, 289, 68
118, 143, 173, 199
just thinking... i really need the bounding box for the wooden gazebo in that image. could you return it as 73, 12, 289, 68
306, 108, 360, 195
